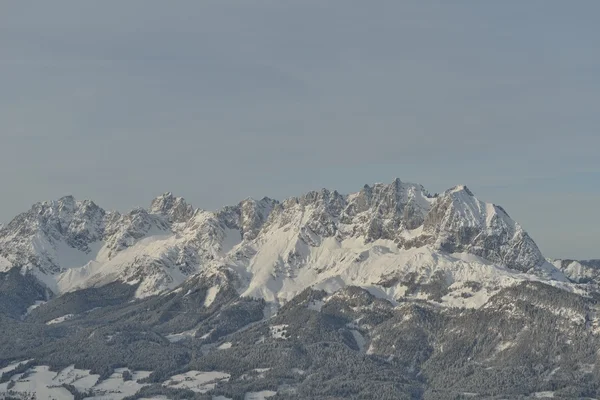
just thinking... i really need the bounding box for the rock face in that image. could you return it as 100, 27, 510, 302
0, 196, 107, 273
150, 192, 195, 223
0, 179, 558, 300
216, 197, 279, 241
416, 185, 545, 272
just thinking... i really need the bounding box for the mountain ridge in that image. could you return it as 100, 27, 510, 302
1, 179, 600, 399
0, 178, 569, 306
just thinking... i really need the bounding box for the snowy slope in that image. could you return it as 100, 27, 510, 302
0, 193, 271, 298
550, 258, 600, 283
0, 179, 568, 306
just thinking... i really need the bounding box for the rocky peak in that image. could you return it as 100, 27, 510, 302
5, 196, 105, 245
417, 186, 545, 271
150, 192, 195, 223
448, 184, 474, 196
216, 197, 278, 241
238, 197, 278, 240
0, 196, 108, 274
338, 179, 433, 240
257, 179, 545, 272
345, 179, 429, 216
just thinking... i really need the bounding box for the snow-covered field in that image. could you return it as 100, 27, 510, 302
162, 370, 230, 393
0, 364, 151, 400
0, 360, 33, 376
0, 360, 285, 400
244, 390, 277, 399
0, 363, 244, 400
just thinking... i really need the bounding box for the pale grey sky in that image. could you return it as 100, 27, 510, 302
1, 1, 598, 259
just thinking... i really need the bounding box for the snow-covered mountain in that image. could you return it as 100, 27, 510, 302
2, 179, 599, 399
0, 179, 567, 304
550, 258, 600, 283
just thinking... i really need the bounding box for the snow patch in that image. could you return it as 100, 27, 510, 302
0, 365, 150, 400
495, 341, 515, 353
204, 285, 220, 307
533, 391, 555, 398
165, 329, 197, 343
244, 391, 277, 400
163, 370, 230, 393
269, 325, 289, 340
0, 254, 12, 272
89, 368, 151, 399
0, 365, 73, 400
46, 314, 75, 325
0, 360, 33, 376
24, 301, 46, 317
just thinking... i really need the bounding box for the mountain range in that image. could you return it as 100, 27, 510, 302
0, 179, 599, 399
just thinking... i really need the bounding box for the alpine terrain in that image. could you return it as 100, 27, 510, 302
0, 179, 599, 399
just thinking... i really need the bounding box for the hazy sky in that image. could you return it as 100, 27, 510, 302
1, 1, 598, 259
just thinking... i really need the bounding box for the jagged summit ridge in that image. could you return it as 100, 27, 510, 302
0, 178, 559, 302
150, 192, 195, 223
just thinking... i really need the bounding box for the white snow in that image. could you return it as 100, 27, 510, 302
0, 365, 151, 400
24, 300, 46, 317
200, 329, 215, 340
162, 370, 230, 393
0, 254, 12, 272
254, 368, 271, 374
217, 342, 232, 350
533, 391, 555, 398
269, 325, 289, 340
0, 360, 33, 375
244, 391, 277, 400
55, 233, 189, 298
232, 225, 567, 310
165, 328, 197, 343
52, 364, 100, 391
88, 368, 151, 399
46, 314, 75, 325
550, 259, 598, 283
0, 181, 573, 311
28, 209, 243, 299
0, 366, 73, 400
495, 341, 515, 353
204, 285, 220, 307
